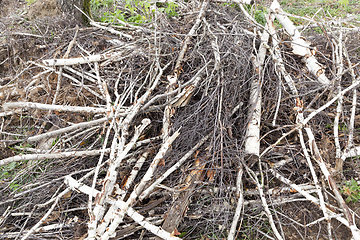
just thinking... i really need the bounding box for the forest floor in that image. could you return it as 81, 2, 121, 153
1, 0, 360, 240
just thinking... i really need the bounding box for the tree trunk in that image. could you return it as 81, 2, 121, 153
27, 0, 91, 24
57, 0, 91, 24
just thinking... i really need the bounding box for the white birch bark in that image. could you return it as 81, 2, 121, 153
332, 36, 344, 160
95, 62, 113, 115
305, 128, 360, 240
343, 146, 360, 159
228, 168, 244, 240
42, 52, 122, 66
269, 168, 356, 231
167, 1, 208, 85
270, 0, 330, 85
95, 152, 149, 235
217, 0, 254, 3
87, 119, 151, 239
64, 176, 181, 240
243, 5, 270, 156
301, 77, 360, 126
243, 16, 284, 239
100, 130, 180, 240
298, 129, 330, 228
27, 117, 111, 143
3, 102, 109, 114
139, 132, 211, 201
0, 149, 110, 167
88, 63, 170, 239
244, 74, 262, 156
90, 21, 133, 40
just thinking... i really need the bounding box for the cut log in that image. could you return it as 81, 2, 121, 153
157, 157, 206, 239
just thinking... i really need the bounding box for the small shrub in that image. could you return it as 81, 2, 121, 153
341, 178, 360, 203
25, 0, 37, 5
91, 0, 178, 24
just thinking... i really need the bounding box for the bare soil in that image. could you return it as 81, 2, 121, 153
1, 1, 360, 240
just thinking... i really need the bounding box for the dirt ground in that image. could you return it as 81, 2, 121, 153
1, 0, 360, 240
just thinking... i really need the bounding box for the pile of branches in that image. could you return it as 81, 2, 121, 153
1, 0, 360, 239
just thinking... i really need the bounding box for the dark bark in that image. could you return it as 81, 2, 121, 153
27, 0, 91, 24
57, 0, 90, 24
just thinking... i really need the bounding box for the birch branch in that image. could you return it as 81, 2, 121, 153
270, 0, 330, 85
342, 146, 360, 159
266, 12, 298, 96
27, 117, 111, 143
269, 168, 355, 231
95, 62, 112, 115
87, 119, 151, 239
42, 52, 122, 66
243, 20, 281, 236
90, 21, 133, 40
63, 25, 79, 59
0, 111, 15, 117
2, 102, 109, 114
244, 28, 267, 163
343, 45, 357, 148
49, 26, 79, 109
63, 65, 97, 83
340, 41, 358, 173
87, 120, 117, 225
64, 176, 181, 240
141, 89, 179, 111
167, 1, 208, 85
126, 206, 181, 240
139, 132, 211, 201
89, 63, 171, 238
0, 149, 110, 167
95, 152, 149, 235
332, 35, 344, 161
301, 77, 360, 126
100, 130, 180, 240
171, 76, 201, 108
92, 137, 120, 237
240, 158, 284, 240
123, 152, 150, 195
203, 18, 221, 71
120, 61, 171, 145
298, 129, 330, 231
236, 2, 267, 30
228, 167, 244, 240
52, 67, 62, 106
162, 90, 173, 143
162, 1, 207, 141
305, 128, 360, 240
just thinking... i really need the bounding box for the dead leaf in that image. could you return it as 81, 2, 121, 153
159, 158, 165, 167
171, 228, 181, 237
63, 191, 72, 199
207, 170, 216, 182
194, 150, 200, 159
194, 158, 201, 167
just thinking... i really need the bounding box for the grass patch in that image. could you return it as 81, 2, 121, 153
341, 178, 360, 203
279, 0, 360, 25
90, 0, 178, 25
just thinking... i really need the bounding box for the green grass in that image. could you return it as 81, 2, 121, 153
90, 0, 178, 25
341, 178, 360, 203
279, 0, 360, 25
1, 160, 32, 192
25, 0, 37, 5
